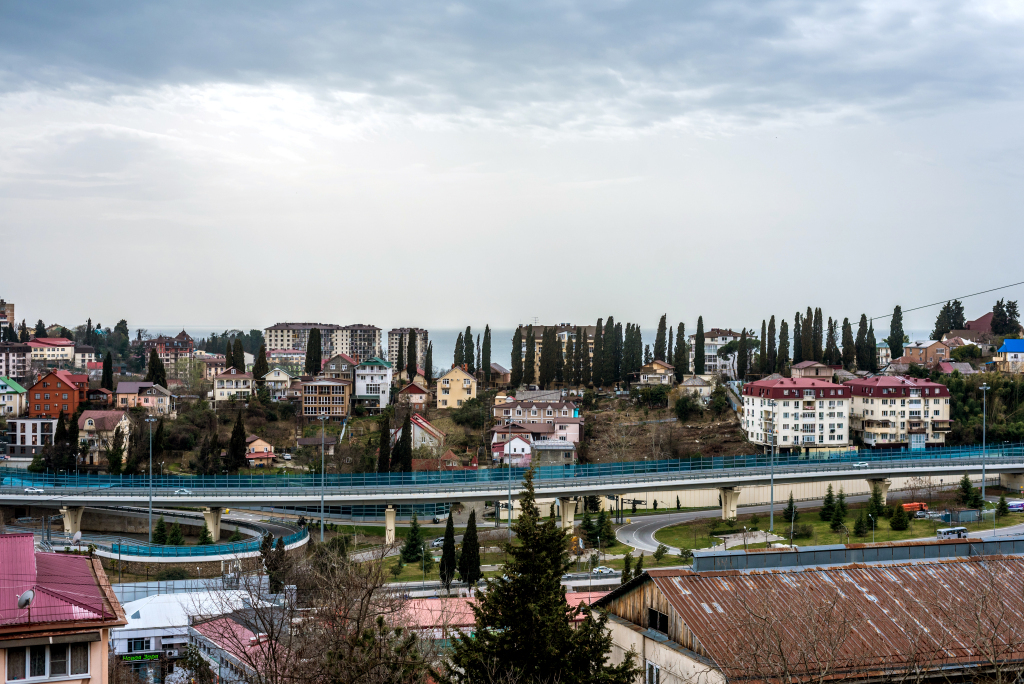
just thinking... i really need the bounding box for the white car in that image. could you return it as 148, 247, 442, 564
592, 566, 615, 575
283, 454, 292, 461
24, 487, 44, 494
174, 489, 193, 496
852, 462, 870, 469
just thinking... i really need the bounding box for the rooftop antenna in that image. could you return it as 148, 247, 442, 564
18, 589, 34, 622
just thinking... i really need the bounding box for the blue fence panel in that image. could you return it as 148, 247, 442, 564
106, 525, 309, 558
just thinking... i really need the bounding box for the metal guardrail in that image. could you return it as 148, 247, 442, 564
105, 524, 308, 558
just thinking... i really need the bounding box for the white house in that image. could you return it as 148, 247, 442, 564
498, 436, 532, 466
261, 367, 295, 401
391, 413, 446, 452
354, 357, 393, 413
213, 368, 253, 402
741, 377, 850, 453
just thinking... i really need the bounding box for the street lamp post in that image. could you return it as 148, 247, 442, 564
318, 414, 328, 542
145, 417, 157, 542
981, 384, 990, 503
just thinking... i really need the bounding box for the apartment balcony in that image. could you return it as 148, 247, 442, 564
863, 419, 892, 429
932, 420, 953, 432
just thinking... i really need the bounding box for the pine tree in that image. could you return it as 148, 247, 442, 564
579, 508, 596, 545
458, 509, 482, 587
802, 307, 814, 362
868, 484, 885, 521
992, 299, 1009, 336
304, 328, 322, 375
820, 485, 836, 521
812, 308, 823, 362
767, 316, 777, 374
889, 503, 910, 531
793, 313, 803, 364
377, 412, 391, 473
454, 332, 465, 368
591, 319, 604, 387
34, 319, 46, 338
425, 342, 434, 385
198, 522, 214, 545
145, 349, 167, 388
439, 512, 458, 593
841, 318, 855, 370
829, 502, 845, 533
736, 329, 748, 381
101, 351, 114, 391
224, 339, 234, 370
511, 328, 524, 387
167, 522, 185, 545
229, 526, 244, 542
782, 492, 798, 523
524, 326, 536, 386
887, 305, 905, 361
603, 316, 617, 385
153, 516, 168, 544
632, 554, 644, 581
621, 553, 633, 585
400, 513, 425, 564
854, 509, 868, 537
956, 473, 976, 506
446, 469, 639, 684
694, 317, 705, 374
232, 338, 245, 372
226, 412, 247, 473
596, 510, 613, 546
673, 323, 686, 381
855, 314, 868, 370
483, 325, 492, 384
654, 315, 667, 361
464, 326, 474, 375
777, 320, 789, 375
759, 320, 767, 374
932, 301, 953, 341
950, 299, 966, 330
407, 330, 418, 381
998, 493, 1010, 518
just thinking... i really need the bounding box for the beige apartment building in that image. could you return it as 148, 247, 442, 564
436, 366, 477, 408
263, 322, 342, 357
387, 328, 429, 372
844, 376, 951, 449
898, 340, 950, 368
300, 377, 351, 423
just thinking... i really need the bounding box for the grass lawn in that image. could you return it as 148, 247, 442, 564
328, 524, 468, 541
652, 523, 729, 551
383, 551, 506, 583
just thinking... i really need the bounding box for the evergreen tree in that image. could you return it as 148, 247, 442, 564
167, 522, 185, 545
825, 317, 840, 366
554, 331, 565, 385
106, 426, 125, 475
621, 553, 633, 585
464, 326, 474, 375
997, 493, 1010, 518
446, 469, 639, 684
867, 324, 878, 371
377, 412, 391, 473
476, 334, 481, 377
855, 314, 868, 370
18, 320, 29, 343
603, 316, 617, 385
392, 413, 413, 472
458, 509, 482, 587
397, 334, 406, 376
229, 526, 244, 542
777, 320, 789, 375
580, 327, 592, 386
270, 537, 288, 592
992, 299, 1009, 336
524, 326, 536, 386
439, 512, 458, 594
759, 320, 767, 374
889, 503, 910, 531
767, 316, 777, 374
572, 327, 584, 387
251, 342, 269, 381
510, 328, 524, 387
232, 338, 245, 372
868, 484, 885, 521
841, 318, 855, 370
304, 328, 322, 375
482, 325, 492, 384
950, 299, 966, 330
225, 339, 234, 370
643, 344, 652, 365
694, 317, 705, 374
5, 322, 15, 342
667, 326, 673, 368
407, 330, 418, 381
653, 315, 667, 361
197, 522, 214, 545
145, 349, 167, 388
956, 473, 976, 506
736, 329, 748, 381
400, 513, 425, 564
887, 305, 905, 361
101, 352, 114, 391
596, 510, 613, 546
454, 332, 465, 368
792, 313, 803, 364
425, 342, 434, 385
782, 492, 799, 523
613, 322, 624, 382
829, 502, 845, 533
591, 318, 604, 387
539, 327, 557, 389
673, 323, 686, 381
632, 554, 644, 581
226, 411, 247, 473
564, 334, 576, 386
837, 487, 848, 520
153, 516, 168, 544
579, 508, 596, 545
812, 308, 823, 362
854, 509, 868, 537
34, 319, 46, 338
932, 301, 953, 341
802, 307, 814, 362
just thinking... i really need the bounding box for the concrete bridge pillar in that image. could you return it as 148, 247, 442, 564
385, 505, 396, 545
60, 506, 84, 536
719, 488, 740, 520
1001, 473, 1024, 495
560, 498, 577, 531
203, 507, 222, 541
868, 479, 892, 505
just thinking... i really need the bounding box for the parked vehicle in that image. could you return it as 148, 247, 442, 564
937, 526, 969, 540
852, 462, 870, 469
902, 502, 929, 513
1008, 500, 1024, 512
430, 537, 445, 548
283, 453, 292, 461
591, 566, 616, 575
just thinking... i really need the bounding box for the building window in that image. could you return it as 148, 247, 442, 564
647, 608, 669, 634
6, 643, 89, 680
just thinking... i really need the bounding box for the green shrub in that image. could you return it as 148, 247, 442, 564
155, 568, 189, 581
653, 543, 668, 562
792, 524, 814, 539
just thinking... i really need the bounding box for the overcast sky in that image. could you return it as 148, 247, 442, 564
2, 0, 1022, 337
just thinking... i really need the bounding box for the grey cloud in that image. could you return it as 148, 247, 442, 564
2, 1, 1023, 130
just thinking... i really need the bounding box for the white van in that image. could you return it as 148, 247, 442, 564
1008, 500, 1024, 513
937, 527, 969, 540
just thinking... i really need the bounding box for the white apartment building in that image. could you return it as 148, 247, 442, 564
336, 324, 382, 362
844, 376, 952, 449
387, 328, 429, 371
688, 328, 741, 378
263, 322, 342, 357
0, 343, 31, 382
354, 357, 393, 412
741, 377, 851, 452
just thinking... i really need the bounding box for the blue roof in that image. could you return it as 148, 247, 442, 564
998, 339, 1024, 353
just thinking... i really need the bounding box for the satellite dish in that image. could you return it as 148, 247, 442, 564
72, 532, 82, 543
18, 590, 34, 609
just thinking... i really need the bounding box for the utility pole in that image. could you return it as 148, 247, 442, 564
981, 383, 990, 504
318, 414, 328, 542
145, 417, 157, 543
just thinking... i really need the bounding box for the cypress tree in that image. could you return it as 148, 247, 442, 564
446, 469, 639, 684
802, 307, 814, 362
592, 318, 604, 387
407, 331, 418, 380
613, 322, 623, 382
398, 413, 413, 471
673, 323, 686, 382
841, 318, 855, 370
564, 334, 576, 386
554, 330, 565, 385
887, 305, 905, 361
106, 426, 125, 475
425, 342, 434, 385
573, 326, 584, 385
694, 317, 705, 374
5, 322, 15, 342
167, 522, 184, 545
820, 484, 836, 522
667, 326, 673, 368
19, 320, 29, 343
233, 338, 246, 372
759, 320, 767, 374
454, 332, 465, 368
793, 313, 803, 364
398, 334, 406, 376
464, 326, 474, 375
824, 318, 839, 366
153, 516, 167, 544
225, 340, 234, 370
227, 411, 247, 473
736, 329, 748, 381
34, 319, 46, 338
524, 326, 536, 386
377, 413, 391, 472
643, 345, 652, 364
304, 328, 321, 375
511, 328, 524, 387
812, 308, 823, 362
101, 351, 114, 391
867, 324, 878, 371
603, 316, 616, 385
252, 343, 269, 383
439, 512, 458, 594
400, 513, 425, 563
932, 301, 953, 341
483, 325, 492, 384
777, 320, 789, 375
539, 328, 556, 389
767, 316, 777, 374
581, 327, 592, 387
950, 300, 966, 329
855, 314, 868, 370
458, 509, 482, 587
145, 349, 167, 388
653, 315, 667, 361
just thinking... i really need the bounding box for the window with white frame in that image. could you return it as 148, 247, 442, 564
6, 642, 90, 680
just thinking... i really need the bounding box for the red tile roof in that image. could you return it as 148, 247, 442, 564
78, 410, 128, 431
843, 375, 950, 397
741, 376, 846, 399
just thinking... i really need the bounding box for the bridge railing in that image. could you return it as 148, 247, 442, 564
2, 443, 1022, 491
103, 524, 309, 558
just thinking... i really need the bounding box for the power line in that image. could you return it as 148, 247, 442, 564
870, 279, 1024, 322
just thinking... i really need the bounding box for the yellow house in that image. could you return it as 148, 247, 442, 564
245, 435, 275, 467
436, 366, 477, 409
